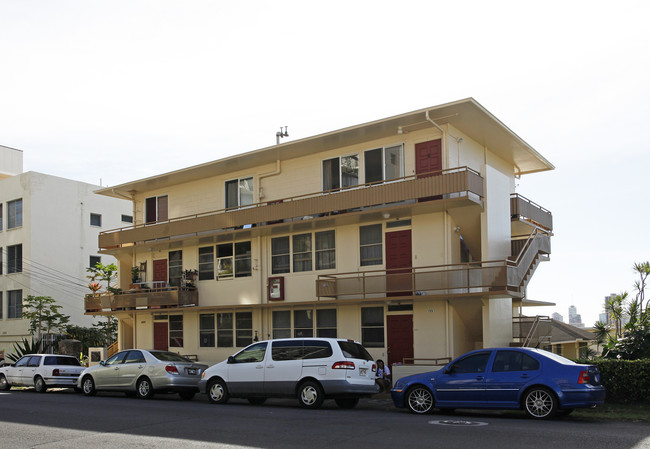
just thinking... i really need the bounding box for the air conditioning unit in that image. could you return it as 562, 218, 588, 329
88, 347, 107, 366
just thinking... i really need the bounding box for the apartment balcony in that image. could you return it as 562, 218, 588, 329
511, 194, 553, 232
84, 287, 199, 314
98, 167, 484, 250
317, 230, 551, 300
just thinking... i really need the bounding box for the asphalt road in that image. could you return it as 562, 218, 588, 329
1, 389, 649, 449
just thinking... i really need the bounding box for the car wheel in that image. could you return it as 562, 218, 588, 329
179, 391, 196, 401
81, 376, 97, 396
0, 374, 11, 391
335, 398, 359, 409
34, 376, 47, 393
405, 386, 434, 414
136, 377, 155, 399
298, 381, 324, 409
207, 379, 229, 404
523, 387, 558, 419
247, 397, 267, 405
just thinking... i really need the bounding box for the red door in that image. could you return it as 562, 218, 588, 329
385, 230, 412, 296
154, 322, 168, 351
153, 259, 167, 285
415, 139, 442, 201
387, 315, 414, 367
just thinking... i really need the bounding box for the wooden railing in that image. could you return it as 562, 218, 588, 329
317, 230, 550, 300
98, 167, 484, 249
317, 261, 509, 299
84, 287, 199, 313
511, 194, 553, 231
107, 341, 119, 358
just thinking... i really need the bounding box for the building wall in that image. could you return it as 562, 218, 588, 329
0, 172, 131, 356
0, 145, 23, 179
130, 127, 449, 223
100, 115, 546, 366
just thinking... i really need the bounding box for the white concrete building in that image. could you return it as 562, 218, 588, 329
0, 146, 132, 355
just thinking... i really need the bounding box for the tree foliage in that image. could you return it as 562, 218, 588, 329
65, 324, 115, 354
6, 337, 48, 362
21, 295, 70, 344
596, 262, 650, 360
85, 262, 119, 346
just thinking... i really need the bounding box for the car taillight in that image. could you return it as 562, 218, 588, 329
578, 370, 590, 384
165, 365, 179, 375
372, 363, 377, 372
332, 361, 355, 370
52, 369, 60, 376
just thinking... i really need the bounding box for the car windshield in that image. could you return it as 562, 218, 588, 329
150, 351, 193, 363
44, 356, 81, 366
338, 341, 373, 361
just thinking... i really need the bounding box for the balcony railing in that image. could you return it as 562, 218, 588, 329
99, 167, 484, 249
84, 287, 198, 313
512, 316, 552, 348
317, 261, 510, 299
511, 194, 553, 231
317, 230, 550, 300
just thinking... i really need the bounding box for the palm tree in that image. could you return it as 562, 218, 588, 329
592, 320, 611, 355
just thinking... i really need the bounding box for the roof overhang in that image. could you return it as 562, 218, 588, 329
519, 298, 556, 307
97, 98, 554, 199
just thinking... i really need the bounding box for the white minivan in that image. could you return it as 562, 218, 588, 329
199, 338, 379, 409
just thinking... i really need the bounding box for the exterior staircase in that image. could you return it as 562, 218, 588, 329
507, 229, 551, 297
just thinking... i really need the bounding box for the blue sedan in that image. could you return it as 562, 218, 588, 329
391, 347, 605, 419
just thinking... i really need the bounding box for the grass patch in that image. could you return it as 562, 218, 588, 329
571, 402, 650, 422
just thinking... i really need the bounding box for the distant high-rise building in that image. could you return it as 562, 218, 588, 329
552, 312, 564, 322
568, 305, 584, 328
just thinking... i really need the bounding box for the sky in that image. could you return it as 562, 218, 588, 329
1, 1, 649, 326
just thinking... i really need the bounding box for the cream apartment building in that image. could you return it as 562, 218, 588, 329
0, 145, 132, 355
88, 98, 554, 366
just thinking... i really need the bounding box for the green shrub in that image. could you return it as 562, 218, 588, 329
576, 358, 650, 403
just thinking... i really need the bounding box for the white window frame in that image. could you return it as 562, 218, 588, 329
215, 241, 252, 280
8, 289, 22, 319
225, 176, 254, 209
7, 199, 22, 229
322, 154, 359, 191
271, 230, 336, 274
363, 144, 404, 184
360, 224, 383, 266
145, 195, 168, 224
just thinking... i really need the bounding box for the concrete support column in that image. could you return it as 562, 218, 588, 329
482, 297, 513, 347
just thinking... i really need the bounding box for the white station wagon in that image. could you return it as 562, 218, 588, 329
0, 354, 85, 392
199, 338, 379, 409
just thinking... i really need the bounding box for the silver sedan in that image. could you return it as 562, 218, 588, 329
78, 349, 208, 400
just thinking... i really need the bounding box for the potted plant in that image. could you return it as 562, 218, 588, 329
182, 269, 198, 289
130, 266, 141, 289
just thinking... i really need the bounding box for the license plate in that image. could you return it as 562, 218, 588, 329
187, 368, 197, 375
359, 367, 367, 376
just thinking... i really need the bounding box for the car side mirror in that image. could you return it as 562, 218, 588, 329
443, 365, 454, 375
227, 356, 236, 364
99, 360, 106, 366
